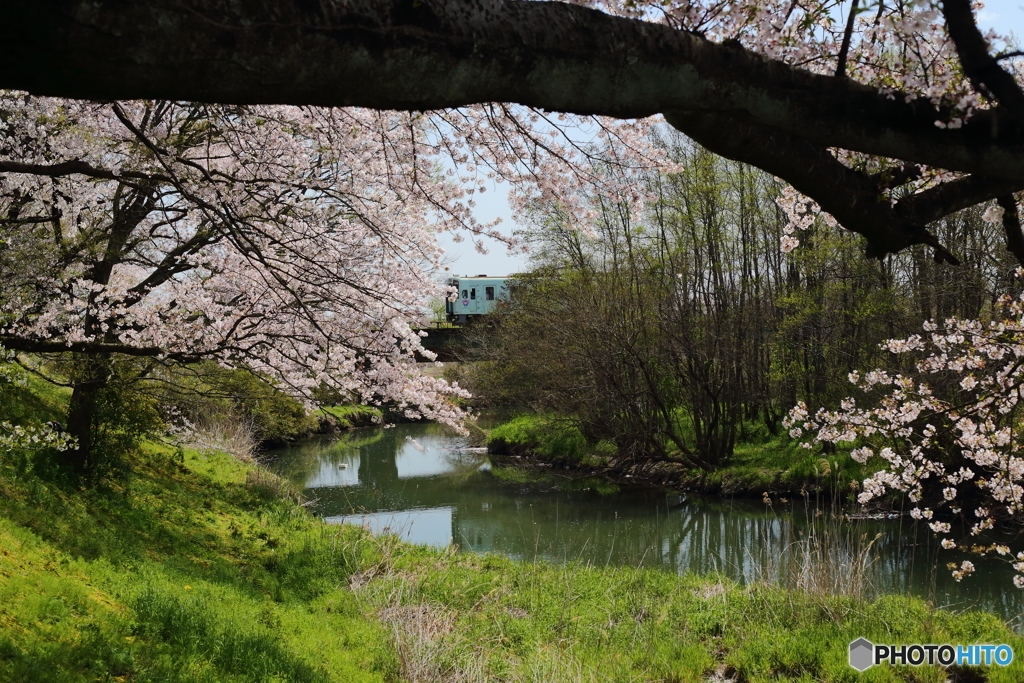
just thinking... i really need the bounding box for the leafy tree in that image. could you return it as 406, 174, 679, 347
476, 130, 1018, 469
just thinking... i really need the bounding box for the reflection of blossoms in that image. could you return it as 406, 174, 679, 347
783, 293, 1024, 587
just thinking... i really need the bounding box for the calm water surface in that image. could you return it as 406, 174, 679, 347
268, 422, 1024, 625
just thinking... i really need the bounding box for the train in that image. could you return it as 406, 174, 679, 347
445, 275, 512, 324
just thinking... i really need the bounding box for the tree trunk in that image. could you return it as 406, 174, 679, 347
65, 381, 98, 473
64, 355, 111, 474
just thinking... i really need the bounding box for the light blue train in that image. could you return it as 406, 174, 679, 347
445, 275, 512, 324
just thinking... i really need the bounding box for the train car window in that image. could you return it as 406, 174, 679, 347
485, 286, 495, 300
470, 288, 476, 299
462, 290, 468, 298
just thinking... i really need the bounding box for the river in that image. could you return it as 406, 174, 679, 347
267, 421, 1024, 626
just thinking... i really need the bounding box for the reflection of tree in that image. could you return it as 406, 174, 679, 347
265, 429, 384, 485
357, 431, 400, 488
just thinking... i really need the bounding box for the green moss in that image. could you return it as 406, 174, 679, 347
320, 404, 383, 429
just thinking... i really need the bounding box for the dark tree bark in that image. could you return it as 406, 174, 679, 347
64, 356, 111, 474
3, 0, 1024, 262
65, 379, 99, 474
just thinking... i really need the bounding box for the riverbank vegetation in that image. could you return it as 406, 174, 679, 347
486, 413, 877, 498
459, 132, 1020, 503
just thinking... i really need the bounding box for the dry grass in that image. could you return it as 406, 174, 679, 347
752, 498, 882, 603
183, 412, 259, 462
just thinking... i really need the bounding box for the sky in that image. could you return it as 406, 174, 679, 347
435, 0, 1024, 281
435, 180, 528, 280
977, 0, 1024, 38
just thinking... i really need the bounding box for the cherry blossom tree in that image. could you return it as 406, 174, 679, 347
0, 91, 660, 472
0, 96, 485, 471
4, 0, 1024, 266
784, 283, 1024, 585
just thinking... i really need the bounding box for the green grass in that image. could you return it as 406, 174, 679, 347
3, 376, 1021, 682
695, 435, 874, 498
353, 540, 1024, 683
0, 438, 398, 683
0, 368, 71, 427
488, 414, 610, 465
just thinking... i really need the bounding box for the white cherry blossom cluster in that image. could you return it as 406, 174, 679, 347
0, 421, 76, 454
784, 291, 1024, 586
0, 345, 76, 454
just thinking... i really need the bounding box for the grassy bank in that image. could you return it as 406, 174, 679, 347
356, 542, 1024, 683
3, 388, 1023, 681
0, 441, 398, 682
320, 404, 385, 430
487, 414, 874, 498
4, 445, 1023, 683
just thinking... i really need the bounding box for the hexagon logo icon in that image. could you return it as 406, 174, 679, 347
849, 638, 874, 671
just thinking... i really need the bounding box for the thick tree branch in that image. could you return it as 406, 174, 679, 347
0, 336, 203, 361
0, 159, 172, 183
997, 195, 1024, 264
942, 0, 1024, 115
664, 110, 960, 263
896, 175, 1024, 225
4, 1, 1024, 180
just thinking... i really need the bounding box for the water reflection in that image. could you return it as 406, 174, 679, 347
267, 422, 1024, 625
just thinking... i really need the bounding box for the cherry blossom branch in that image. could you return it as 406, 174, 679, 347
0, 159, 172, 184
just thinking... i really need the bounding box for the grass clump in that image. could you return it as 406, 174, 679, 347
487, 415, 596, 463
701, 434, 874, 497
488, 413, 877, 497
